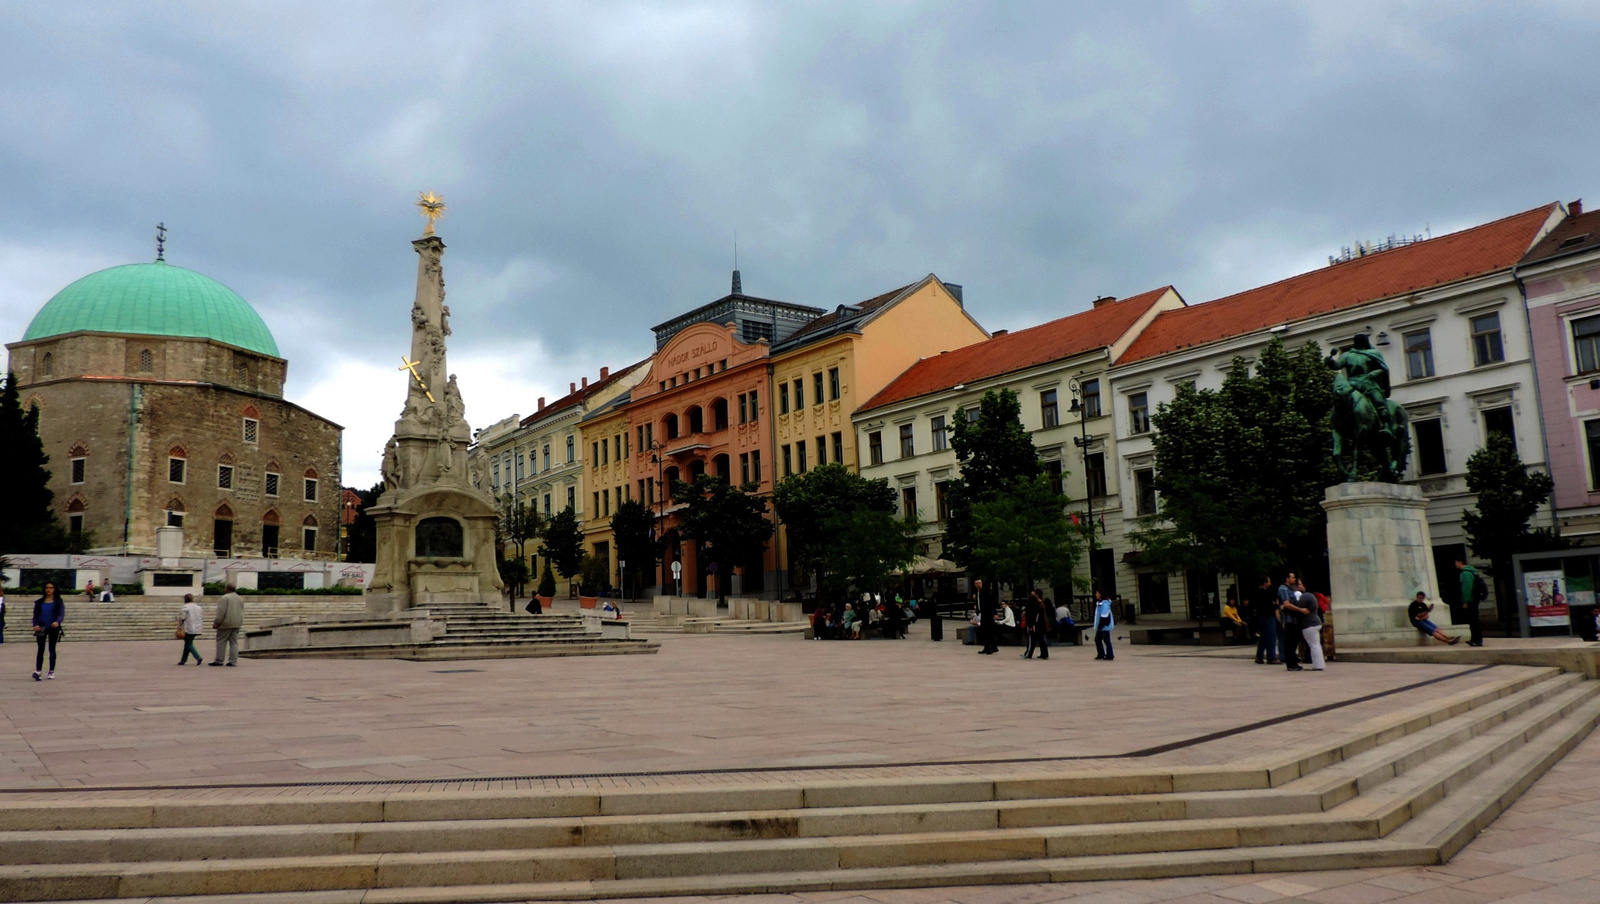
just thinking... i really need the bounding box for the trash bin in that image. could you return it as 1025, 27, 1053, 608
929, 610, 943, 642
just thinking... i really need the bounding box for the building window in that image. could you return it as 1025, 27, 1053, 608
70, 457, 85, 484
217, 464, 234, 490
303, 527, 318, 552
1587, 421, 1600, 489
868, 431, 883, 466
1414, 419, 1447, 475
810, 435, 822, 465
1404, 329, 1436, 379
593, 441, 601, 466
1471, 313, 1504, 366
593, 491, 600, 515
543, 493, 552, 516
899, 423, 915, 458
41, 352, 52, 376
1081, 379, 1102, 418
751, 451, 761, 483
712, 398, 729, 431
746, 390, 759, 423
1040, 389, 1060, 428
797, 441, 809, 473
168, 509, 185, 528
966, 407, 980, 423
265, 472, 280, 497
243, 417, 259, 444
739, 393, 749, 423
901, 486, 917, 520
935, 481, 950, 521
782, 444, 793, 477
832, 431, 843, 464
1134, 467, 1157, 516
813, 372, 824, 406
567, 486, 575, 510
931, 416, 948, 451
564, 435, 573, 462
779, 382, 790, 414
69, 513, 84, 535
740, 453, 751, 484
1085, 452, 1107, 498
543, 445, 551, 471
1482, 406, 1516, 452
492, 460, 500, 487
138, 348, 153, 372
1574, 315, 1600, 374
793, 378, 804, 409
604, 490, 611, 516
828, 367, 841, 400
1044, 459, 1064, 495
1129, 392, 1150, 434
304, 476, 319, 502
169, 456, 187, 484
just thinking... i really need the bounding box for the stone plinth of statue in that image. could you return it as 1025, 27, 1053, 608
365, 228, 503, 615
1323, 481, 1453, 646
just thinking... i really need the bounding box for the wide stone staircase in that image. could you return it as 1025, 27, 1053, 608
43, 595, 371, 642
243, 601, 659, 660
0, 665, 1595, 901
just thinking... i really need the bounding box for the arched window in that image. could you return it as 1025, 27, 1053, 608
165, 496, 186, 528
262, 509, 280, 558
264, 460, 281, 497
689, 459, 706, 480
213, 504, 234, 557
215, 503, 235, 519
712, 453, 730, 478
686, 406, 704, 434
663, 413, 679, 440
241, 404, 260, 444
41, 352, 53, 376
711, 398, 729, 431
68, 442, 88, 484
138, 349, 153, 372
217, 452, 235, 490
415, 516, 464, 558
168, 445, 188, 485
303, 468, 319, 502
66, 496, 86, 537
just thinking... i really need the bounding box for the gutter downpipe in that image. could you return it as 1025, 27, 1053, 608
1511, 262, 1563, 539
124, 382, 141, 549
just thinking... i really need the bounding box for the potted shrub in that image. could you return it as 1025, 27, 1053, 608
577, 555, 609, 609
535, 562, 557, 611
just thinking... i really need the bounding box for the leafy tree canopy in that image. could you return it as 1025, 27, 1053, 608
1463, 432, 1558, 621
537, 504, 586, 579
0, 372, 66, 555
773, 462, 907, 602
944, 388, 1040, 568
610, 499, 655, 598
496, 493, 544, 564
1130, 338, 1337, 580
967, 475, 1082, 592
673, 474, 773, 590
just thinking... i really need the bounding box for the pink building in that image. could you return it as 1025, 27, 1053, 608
1522, 202, 1600, 541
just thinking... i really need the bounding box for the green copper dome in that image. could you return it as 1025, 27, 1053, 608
23, 261, 280, 357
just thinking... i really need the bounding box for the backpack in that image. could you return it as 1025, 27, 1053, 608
1470, 570, 1489, 604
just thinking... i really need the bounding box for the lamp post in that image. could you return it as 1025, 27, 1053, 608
649, 440, 667, 594
1067, 375, 1098, 598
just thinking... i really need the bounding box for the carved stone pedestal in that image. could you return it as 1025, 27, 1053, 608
1323, 482, 1453, 647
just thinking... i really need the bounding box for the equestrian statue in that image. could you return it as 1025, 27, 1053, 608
1328, 333, 1411, 482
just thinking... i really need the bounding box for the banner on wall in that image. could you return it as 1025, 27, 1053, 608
1523, 570, 1570, 628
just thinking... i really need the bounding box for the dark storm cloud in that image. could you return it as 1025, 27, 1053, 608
3, 1, 1597, 483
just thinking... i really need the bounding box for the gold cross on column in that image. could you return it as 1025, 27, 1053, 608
400, 357, 435, 402
416, 192, 446, 236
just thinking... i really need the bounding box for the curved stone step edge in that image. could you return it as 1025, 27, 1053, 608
1330, 679, 1600, 836
1241, 667, 1565, 788
1386, 686, 1600, 859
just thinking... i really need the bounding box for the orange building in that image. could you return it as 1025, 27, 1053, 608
624, 276, 823, 597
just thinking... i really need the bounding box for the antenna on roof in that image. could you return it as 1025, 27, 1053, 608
731, 231, 742, 295
155, 223, 167, 262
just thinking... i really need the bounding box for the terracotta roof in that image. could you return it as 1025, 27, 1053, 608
1523, 204, 1598, 266
519, 356, 649, 427
857, 288, 1174, 413
775, 282, 916, 348
1120, 203, 1560, 364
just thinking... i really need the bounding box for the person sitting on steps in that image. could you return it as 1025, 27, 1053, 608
1408, 592, 1461, 645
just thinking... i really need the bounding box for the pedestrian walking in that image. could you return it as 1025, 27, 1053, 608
1294, 579, 1326, 670
975, 579, 999, 654
210, 584, 245, 666
1022, 590, 1050, 660
0, 588, 7, 644
176, 594, 204, 665
1279, 573, 1303, 672
1455, 557, 1486, 647
32, 581, 65, 681
1252, 575, 1280, 665
1093, 590, 1115, 661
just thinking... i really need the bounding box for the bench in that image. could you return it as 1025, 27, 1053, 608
1127, 621, 1248, 646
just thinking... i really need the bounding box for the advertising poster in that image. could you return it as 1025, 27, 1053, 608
1566, 573, 1595, 608
1523, 570, 1570, 628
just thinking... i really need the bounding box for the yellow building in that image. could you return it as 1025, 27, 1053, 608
578, 390, 635, 594
770, 275, 986, 478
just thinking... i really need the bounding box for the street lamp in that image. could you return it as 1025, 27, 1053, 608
1067, 374, 1099, 596
649, 440, 667, 594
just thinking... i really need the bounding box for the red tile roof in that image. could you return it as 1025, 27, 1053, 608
857, 288, 1175, 413
1523, 204, 1599, 266
1119, 203, 1560, 364
519, 356, 650, 427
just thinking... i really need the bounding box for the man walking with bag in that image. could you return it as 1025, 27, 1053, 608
210, 583, 245, 667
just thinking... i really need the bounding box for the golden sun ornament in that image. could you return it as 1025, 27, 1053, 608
416, 192, 446, 236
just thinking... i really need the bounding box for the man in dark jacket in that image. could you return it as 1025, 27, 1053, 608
974, 579, 999, 654
1455, 557, 1485, 647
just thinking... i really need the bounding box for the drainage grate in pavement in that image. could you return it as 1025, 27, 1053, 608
430, 668, 485, 674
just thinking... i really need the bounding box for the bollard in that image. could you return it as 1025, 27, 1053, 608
929, 610, 942, 641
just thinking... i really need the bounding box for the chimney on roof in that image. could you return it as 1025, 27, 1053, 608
538, 397, 546, 410
581, 376, 589, 389
992, 330, 1008, 337
570, 382, 576, 393
731, 269, 742, 294
1093, 296, 1117, 309
600, 366, 610, 380
1572, 199, 1585, 216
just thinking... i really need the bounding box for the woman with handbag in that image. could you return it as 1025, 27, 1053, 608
176, 593, 204, 666
32, 581, 65, 680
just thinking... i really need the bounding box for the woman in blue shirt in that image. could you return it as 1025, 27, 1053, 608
1093, 591, 1115, 661
33, 581, 65, 680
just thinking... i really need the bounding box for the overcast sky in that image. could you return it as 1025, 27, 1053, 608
3, 1, 1597, 488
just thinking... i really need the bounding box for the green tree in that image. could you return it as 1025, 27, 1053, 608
538, 504, 586, 584
1131, 338, 1337, 583
0, 373, 66, 554
674, 474, 773, 599
610, 499, 655, 599
1463, 432, 1557, 627
832, 507, 921, 600
343, 482, 383, 563
968, 475, 1083, 592
944, 388, 1040, 571
536, 560, 557, 598
496, 494, 544, 569
773, 462, 898, 601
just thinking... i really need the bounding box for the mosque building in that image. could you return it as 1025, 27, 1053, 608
4, 240, 343, 560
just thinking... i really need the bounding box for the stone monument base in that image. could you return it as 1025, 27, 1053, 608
1323, 481, 1454, 647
